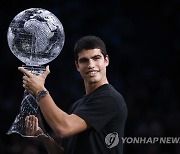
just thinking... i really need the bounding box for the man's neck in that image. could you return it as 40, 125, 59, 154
84, 79, 109, 95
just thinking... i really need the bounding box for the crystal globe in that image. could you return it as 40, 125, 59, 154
7, 8, 65, 66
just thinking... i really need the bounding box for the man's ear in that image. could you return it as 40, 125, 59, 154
75, 61, 80, 72
105, 55, 109, 67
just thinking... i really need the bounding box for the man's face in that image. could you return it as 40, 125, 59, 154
75, 49, 109, 85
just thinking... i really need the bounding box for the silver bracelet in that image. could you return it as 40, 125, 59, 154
36, 89, 49, 102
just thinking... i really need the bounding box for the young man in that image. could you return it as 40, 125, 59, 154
18, 35, 128, 154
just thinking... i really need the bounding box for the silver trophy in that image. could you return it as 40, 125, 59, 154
7, 8, 65, 136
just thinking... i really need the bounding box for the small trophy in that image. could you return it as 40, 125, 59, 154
7, 8, 65, 137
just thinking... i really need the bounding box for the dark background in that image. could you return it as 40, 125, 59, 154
0, 0, 180, 153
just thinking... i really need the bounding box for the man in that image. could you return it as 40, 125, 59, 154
19, 35, 127, 154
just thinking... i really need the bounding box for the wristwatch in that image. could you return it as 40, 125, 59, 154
36, 89, 49, 102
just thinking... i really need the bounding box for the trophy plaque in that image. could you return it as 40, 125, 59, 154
7, 8, 65, 136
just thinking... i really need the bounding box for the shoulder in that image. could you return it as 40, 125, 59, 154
92, 84, 125, 103
92, 84, 127, 112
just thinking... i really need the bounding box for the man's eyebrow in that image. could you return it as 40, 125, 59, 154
92, 54, 102, 58
78, 54, 102, 61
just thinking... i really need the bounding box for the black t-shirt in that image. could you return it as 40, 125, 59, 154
62, 84, 127, 154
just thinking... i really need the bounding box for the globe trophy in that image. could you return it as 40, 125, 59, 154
7, 8, 65, 137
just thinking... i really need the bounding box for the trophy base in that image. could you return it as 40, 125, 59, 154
22, 65, 46, 75
7, 90, 39, 137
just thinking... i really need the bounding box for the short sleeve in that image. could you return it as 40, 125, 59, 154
73, 94, 119, 131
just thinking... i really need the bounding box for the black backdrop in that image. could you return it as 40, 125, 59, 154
0, 0, 180, 153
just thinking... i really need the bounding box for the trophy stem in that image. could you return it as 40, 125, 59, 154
7, 65, 47, 137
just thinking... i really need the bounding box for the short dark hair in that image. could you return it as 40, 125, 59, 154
74, 35, 107, 61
